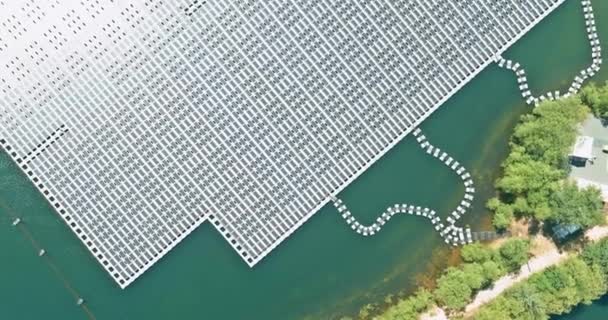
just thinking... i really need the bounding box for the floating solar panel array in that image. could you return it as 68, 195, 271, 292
0, 0, 566, 288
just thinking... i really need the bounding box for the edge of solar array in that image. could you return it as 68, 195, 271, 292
240, 0, 568, 268
0, 0, 567, 289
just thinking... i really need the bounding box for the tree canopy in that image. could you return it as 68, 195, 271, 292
496, 156, 563, 201
511, 98, 588, 166
475, 258, 605, 319
375, 84, 608, 320
460, 243, 494, 264
549, 182, 604, 228
582, 240, 608, 277
475, 239, 608, 320
377, 240, 530, 317
580, 81, 608, 119
498, 238, 531, 272
487, 197, 516, 230
434, 267, 474, 310
433, 240, 529, 311
374, 289, 433, 320
487, 94, 605, 231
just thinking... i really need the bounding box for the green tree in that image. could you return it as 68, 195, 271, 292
498, 238, 530, 272
530, 258, 605, 314
474, 257, 606, 319
489, 97, 590, 227
566, 261, 606, 305
434, 267, 473, 310
512, 196, 532, 215
582, 239, 608, 276
580, 81, 608, 119
511, 98, 588, 166
462, 263, 486, 290
493, 204, 514, 230
461, 243, 493, 263
487, 197, 502, 211
532, 202, 553, 221
475, 295, 528, 320
376, 289, 433, 320
549, 182, 604, 229
482, 260, 505, 282
496, 157, 562, 204
512, 284, 546, 320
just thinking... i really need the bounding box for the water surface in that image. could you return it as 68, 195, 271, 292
1, 0, 606, 319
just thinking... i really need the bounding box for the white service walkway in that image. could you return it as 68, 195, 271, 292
332, 128, 475, 245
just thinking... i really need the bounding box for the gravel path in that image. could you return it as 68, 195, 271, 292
464, 249, 568, 314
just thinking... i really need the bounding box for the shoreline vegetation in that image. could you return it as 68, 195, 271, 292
344, 82, 608, 320
472, 236, 608, 319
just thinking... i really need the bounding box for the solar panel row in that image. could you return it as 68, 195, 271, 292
0, 0, 564, 287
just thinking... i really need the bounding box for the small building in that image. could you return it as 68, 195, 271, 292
569, 136, 595, 165
569, 117, 608, 204
552, 224, 582, 242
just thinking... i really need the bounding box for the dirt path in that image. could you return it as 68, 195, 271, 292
585, 225, 608, 241
463, 249, 568, 315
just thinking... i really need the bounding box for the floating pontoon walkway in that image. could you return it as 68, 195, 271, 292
471, 231, 512, 242
332, 129, 475, 245
0, 0, 571, 288
333, 0, 603, 247
496, 0, 602, 105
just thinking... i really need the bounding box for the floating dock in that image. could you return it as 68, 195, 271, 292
0, 0, 572, 288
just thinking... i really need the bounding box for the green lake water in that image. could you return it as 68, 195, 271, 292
553, 295, 608, 320
1, 1, 607, 319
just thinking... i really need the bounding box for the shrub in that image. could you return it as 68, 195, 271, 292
498, 239, 530, 272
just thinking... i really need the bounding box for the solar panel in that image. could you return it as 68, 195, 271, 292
0, 0, 565, 287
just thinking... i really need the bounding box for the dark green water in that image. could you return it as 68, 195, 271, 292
553, 295, 608, 320
1, 1, 607, 319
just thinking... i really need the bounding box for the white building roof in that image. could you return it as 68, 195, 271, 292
571, 136, 595, 160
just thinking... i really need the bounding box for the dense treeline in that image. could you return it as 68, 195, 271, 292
374, 239, 530, 319
433, 239, 530, 311
488, 96, 603, 230
474, 239, 608, 319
